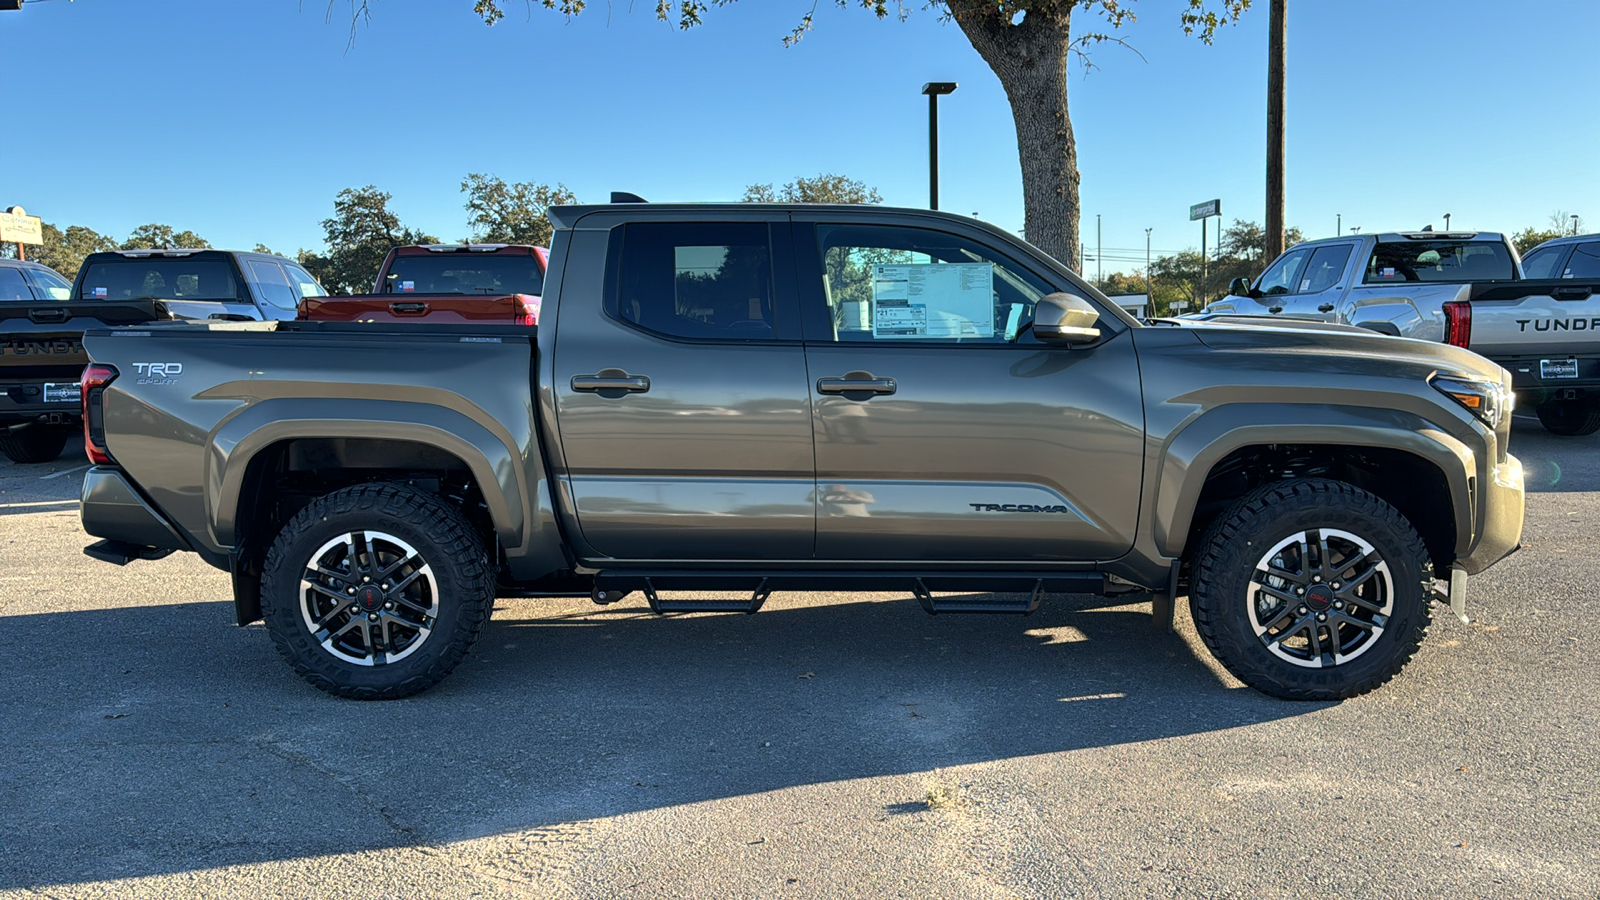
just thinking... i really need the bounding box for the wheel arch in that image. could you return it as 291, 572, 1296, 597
1156, 406, 1474, 576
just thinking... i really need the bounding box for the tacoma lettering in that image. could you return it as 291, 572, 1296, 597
969, 503, 1074, 514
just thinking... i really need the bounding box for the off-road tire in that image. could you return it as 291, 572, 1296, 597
1189, 479, 1433, 701
0, 423, 73, 464
1535, 396, 1600, 436
260, 483, 493, 700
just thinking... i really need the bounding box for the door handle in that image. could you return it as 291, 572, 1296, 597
389, 301, 430, 315
1268, 305, 1284, 314
1553, 286, 1592, 301
817, 373, 896, 396
571, 371, 650, 393
1318, 303, 1335, 313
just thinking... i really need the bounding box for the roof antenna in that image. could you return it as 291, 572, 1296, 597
610, 192, 647, 204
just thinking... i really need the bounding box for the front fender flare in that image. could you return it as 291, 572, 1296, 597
1153, 403, 1475, 559
206, 398, 527, 553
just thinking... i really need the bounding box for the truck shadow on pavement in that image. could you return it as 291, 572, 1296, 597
0, 591, 1317, 890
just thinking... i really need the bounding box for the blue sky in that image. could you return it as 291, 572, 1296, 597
6, 0, 1597, 273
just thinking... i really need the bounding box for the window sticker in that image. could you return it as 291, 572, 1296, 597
92, 287, 107, 298
870, 262, 995, 339
400, 280, 415, 292
1299, 279, 1313, 292
1380, 267, 1396, 279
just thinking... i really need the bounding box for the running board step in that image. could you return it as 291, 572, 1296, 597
642, 577, 772, 615
914, 578, 1042, 616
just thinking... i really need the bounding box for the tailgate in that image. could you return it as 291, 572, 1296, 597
1, 301, 168, 378
299, 294, 537, 324
1465, 280, 1600, 357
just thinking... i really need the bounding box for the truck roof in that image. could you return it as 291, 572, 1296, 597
547, 202, 999, 233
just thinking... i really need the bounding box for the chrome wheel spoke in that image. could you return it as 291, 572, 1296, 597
300, 530, 438, 667
1249, 528, 1392, 669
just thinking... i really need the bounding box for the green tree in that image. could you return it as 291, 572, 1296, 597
4, 222, 118, 280
417, 1, 1250, 272
461, 174, 576, 246
1149, 218, 1301, 310
253, 243, 277, 255
743, 173, 883, 205
1514, 211, 1587, 255
122, 224, 210, 250
300, 186, 437, 294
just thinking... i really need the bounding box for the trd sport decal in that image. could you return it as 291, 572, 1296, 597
970, 503, 1073, 513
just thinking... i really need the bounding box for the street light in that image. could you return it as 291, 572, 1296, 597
1350, 226, 1361, 235
1575, 214, 1582, 236
1145, 228, 1153, 305
1443, 213, 1452, 230
921, 82, 957, 210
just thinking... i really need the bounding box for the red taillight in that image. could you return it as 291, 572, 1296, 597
1443, 301, 1472, 348
81, 364, 118, 465
514, 295, 541, 327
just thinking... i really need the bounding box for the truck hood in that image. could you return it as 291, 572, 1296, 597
1156, 314, 1506, 382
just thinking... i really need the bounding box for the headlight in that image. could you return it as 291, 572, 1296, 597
1431, 374, 1512, 429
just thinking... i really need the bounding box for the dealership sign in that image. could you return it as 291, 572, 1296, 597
0, 207, 43, 244
1189, 199, 1220, 221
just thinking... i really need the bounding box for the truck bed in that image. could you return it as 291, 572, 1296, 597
298, 293, 539, 325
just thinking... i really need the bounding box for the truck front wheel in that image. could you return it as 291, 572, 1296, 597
1534, 396, 1600, 436
260, 484, 493, 699
0, 423, 73, 464
1189, 479, 1433, 700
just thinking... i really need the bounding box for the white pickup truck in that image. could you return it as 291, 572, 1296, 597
1203, 230, 1600, 435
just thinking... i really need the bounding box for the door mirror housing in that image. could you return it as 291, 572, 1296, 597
1229, 276, 1254, 298
1033, 293, 1101, 345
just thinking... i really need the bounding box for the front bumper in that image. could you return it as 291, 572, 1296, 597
1457, 453, 1525, 576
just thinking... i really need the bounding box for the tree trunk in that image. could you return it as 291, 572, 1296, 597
951, 5, 1079, 272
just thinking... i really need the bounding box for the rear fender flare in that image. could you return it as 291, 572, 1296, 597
206, 398, 527, 552
1154, 403, 1475, 558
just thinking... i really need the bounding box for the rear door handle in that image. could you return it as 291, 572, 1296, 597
1318, 303, 1335, 313
572, 371, 650, 393
816, 373, 896, 396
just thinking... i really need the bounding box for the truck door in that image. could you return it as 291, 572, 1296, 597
1258, 242, 1356, 322
550, 217, 817, 561
792, 216, 1145, 562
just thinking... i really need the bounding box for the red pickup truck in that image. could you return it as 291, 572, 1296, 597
299, 243, 546, 325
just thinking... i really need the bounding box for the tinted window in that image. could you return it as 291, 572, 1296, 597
247, 260, 299, 310
282, 263, 327, 298
381, 254, 545, 296
814, 224, 1055, 343
1364, 240, 1514, 283
1520, 245, 1567, 280
78, 257, 240, 302
0, 266, 32, 302
1301, 245, 1354, 293
1258, 248, 1312, 295
614, 223, 776, 340
26, 267, 73, 300
1563, 242, 1600, 279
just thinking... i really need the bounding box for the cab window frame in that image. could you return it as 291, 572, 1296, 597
602, 220, 803, 344
791, 220, 1113, 348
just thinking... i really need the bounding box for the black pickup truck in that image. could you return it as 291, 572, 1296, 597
77, 202, 1525, 702
0, 258, 171, 463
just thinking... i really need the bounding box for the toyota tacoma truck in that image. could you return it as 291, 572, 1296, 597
1205, 231, 1600, 435
298, 243, 546, 325
2, 258, 173, 463
76, 203, 1525, 702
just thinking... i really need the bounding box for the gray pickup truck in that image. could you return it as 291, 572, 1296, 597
77, 203, 1525, 702
1204, 231, 1600, 435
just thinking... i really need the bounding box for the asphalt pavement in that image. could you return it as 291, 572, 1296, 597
1, 419, 1596, 898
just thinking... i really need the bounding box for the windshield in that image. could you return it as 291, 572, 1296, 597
78, 257, 241, 302
1364, 240, 1515, 283
380, 254, 545, 296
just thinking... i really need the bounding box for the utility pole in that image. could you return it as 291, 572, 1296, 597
1145, 228, 1153, 298
1265, 0, 1287, 261
1096, 214, 1103, 287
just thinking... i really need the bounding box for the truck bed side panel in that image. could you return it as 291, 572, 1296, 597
83, 326, 565, 579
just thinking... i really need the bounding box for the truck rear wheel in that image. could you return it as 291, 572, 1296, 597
260, 484, 493, 700
1189, 479, 1432, 701
0, 423, 73, 464
1534, 396, 1600, 436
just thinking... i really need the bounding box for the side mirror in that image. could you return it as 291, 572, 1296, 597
1033, 293, 1101, 345
1229, 276, 1253, 297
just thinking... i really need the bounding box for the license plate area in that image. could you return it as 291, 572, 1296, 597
1539, 358, 1579, 380
43, 382, 82, 403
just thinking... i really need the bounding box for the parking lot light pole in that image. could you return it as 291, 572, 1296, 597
1575, 214, 1582, 236
1444, 213, 1452, 230
922, 82, 957, 210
